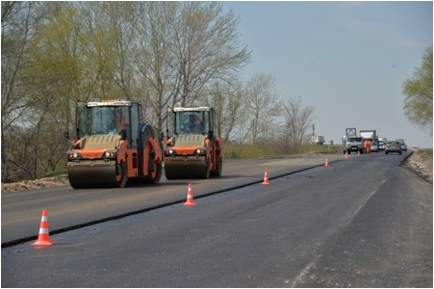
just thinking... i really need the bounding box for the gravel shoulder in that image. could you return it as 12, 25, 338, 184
1, 175, 68, 193
403, 149, 433, 183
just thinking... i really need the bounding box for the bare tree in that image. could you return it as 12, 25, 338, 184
173, 2, 251, 106
1, 2, 35, 181
135, 2, 181, 130
281, 97, 314, 149
243, 74, 281, 144
205, 80, 244, 142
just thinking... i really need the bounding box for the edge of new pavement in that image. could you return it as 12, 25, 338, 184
2, 157, 344, 248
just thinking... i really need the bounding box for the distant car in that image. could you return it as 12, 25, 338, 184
385, 141, 402, 155
371, 142, 379, 152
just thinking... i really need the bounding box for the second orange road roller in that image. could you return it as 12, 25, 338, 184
66, 100, 163, 188
164, 107, 223, 179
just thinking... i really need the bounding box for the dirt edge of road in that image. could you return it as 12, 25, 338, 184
403, 149, 433, 184
1, 175, 68, 193
1, 153, 338, 193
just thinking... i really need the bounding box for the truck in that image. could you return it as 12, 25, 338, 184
360, 129, 377, 153
66, 100, 164, 188
311, 135, 325, 145
360, 129, 377, 141
343, 128, 364, 154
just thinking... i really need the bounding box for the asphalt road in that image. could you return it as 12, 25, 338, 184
2, 154, 340, 245
2, 152, 432, 287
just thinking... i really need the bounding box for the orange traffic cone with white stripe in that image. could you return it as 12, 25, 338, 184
184, 184, 196, 207
344, 151, 349, 160
32, 209, 54, 246
324, 158, 329, 167
262, 170, 270, 185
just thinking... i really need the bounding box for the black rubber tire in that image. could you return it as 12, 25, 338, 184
145, 147, 162, 184
202, 161, 211, 179
149, 163, 162, 184
213, 158, 223, 177
116, 162, 128, 188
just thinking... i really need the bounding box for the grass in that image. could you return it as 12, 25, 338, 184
416, 148, 433, 159
223, 142, 343, 159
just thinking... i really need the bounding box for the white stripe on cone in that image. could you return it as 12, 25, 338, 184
39, 228, 49, 234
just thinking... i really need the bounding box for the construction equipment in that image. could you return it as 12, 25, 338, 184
66, 100, 163, 188
164, 107, 223, 179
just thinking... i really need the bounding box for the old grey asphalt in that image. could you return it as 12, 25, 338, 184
2, 152, 432, 287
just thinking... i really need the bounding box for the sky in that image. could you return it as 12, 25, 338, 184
223, 1, 433, 147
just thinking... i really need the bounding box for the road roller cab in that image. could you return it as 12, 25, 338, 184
164, 107, 223, 179
67, 100, 163, 188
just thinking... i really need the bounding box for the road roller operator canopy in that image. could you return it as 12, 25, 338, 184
76, 103, 131, 139
175, 110, 211, 135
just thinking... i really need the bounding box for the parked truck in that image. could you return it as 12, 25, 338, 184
360, 129, 377, 141
311, 135, 325, 145
360, 129, 377, 153
343, 128, 364, 154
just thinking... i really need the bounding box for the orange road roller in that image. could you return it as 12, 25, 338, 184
164, 107, 223, 179
66, 100, 163, 188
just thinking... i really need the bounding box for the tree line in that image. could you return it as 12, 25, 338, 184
2, 2, 314, 182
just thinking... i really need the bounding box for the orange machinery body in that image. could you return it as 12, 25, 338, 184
67, 101, 163, 188
165, 136, 222, 178
164, 106, 223, 179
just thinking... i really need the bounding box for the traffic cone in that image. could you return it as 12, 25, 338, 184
32, 209, 54, 246
262, 170, 270, 185
357, 150, 360, 156
184, 184, 196, 207
324, 158, 329, 167
344, 151, 349, 160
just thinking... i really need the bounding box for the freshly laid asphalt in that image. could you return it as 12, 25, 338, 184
2, 152, 432, 287
1, 154, 340, 245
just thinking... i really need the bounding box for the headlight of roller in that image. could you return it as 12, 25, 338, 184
68, 151, 80, 160
103, 151, 117, 159
195, 148, 207, 156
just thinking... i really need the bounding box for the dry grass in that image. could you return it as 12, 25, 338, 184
405, 149, 433, 183
2, 175, 68, 193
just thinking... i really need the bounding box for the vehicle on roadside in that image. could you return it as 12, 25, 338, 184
311, 135, 325, 145
371, 140, 379, 152
66, 100, 164, 188
385, 141, 402, 155
396, 139, 407, 152
164, 106, 223, 179
344, 137, 364, 154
